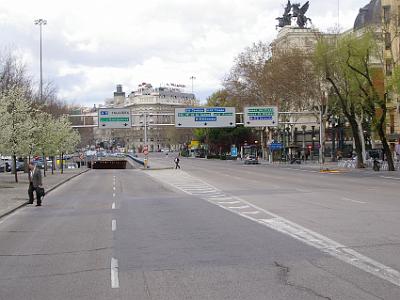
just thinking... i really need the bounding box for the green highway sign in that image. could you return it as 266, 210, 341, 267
244, 106, 278, 127
175, 107, 236, 128
98, 108, 131, 128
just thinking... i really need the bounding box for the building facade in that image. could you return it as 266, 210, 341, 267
381, 0, 400, 153
95, 84, 198, 152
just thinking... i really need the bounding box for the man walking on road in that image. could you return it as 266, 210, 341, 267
28, 162, 43, 206
174, 156, 181, 169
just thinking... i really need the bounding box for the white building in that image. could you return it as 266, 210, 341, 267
95, 83, 198, 152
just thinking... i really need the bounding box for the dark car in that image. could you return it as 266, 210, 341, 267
244, 155, 259, 165
0, 161, 11, 172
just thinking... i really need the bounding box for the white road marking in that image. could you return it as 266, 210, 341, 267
112, 219, 116, 231
341, 197, 367, 204
146, 170, 400, 288
260, 218, 400, 288
112, 202, 116, 210
380, 176, 400, 180
113, 193, 116, 198
113, 186, 116, 191
242, 211, 260, 215
228, 205, 250, 209
218, 201, 240, 204
111, 257, 119, 288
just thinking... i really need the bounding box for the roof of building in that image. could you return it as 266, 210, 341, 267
354, 0, 381, 31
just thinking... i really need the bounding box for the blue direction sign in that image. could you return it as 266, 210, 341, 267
231, 146, 238, 157
269, 142, 283, 151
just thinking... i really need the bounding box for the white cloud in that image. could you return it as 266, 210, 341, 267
0, 0, 369, 105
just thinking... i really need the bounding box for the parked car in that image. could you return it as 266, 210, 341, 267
0, 161, 11, 172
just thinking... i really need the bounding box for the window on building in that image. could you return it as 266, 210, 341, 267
386, 59, 393, 76
383, 5, 391, 24
385, 32, 391, 50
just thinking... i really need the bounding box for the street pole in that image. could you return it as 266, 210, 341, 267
144, 113, 147, 146
34, 18, 47, 103
35, 18, 47, 176
189, 76, 196, 93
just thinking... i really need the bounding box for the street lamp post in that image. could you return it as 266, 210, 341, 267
189, 76, 196, 93
34, 18, 47, 102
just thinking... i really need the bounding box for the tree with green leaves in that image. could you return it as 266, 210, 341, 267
315, 33, 370, 168
53, 116, 80, 173
0, 88, 34, 182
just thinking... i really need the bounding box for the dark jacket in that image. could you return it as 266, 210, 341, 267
31, 166, 42, 188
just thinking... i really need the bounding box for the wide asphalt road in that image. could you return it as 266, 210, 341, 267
0, 158, 399, 299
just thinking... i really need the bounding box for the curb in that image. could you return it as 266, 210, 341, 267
0, 169, 91, 220
143, 167, 174, 171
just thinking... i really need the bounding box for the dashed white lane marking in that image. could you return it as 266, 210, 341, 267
380, 176, 400, 180
113, 193, 116, 198
112, 219, 117, 232
341, 197, 367, 204
146, 170, 400, 288
112, 202, 116, 209
111, 257, 119, 288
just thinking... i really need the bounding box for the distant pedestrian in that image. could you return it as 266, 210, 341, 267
28, 162, 43, 206
174, 156, 180, 169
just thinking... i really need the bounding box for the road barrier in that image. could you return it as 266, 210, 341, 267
92, 160, 127, 169
126, 154, 145, 166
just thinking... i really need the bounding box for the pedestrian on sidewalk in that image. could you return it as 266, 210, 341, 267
174, 156, 181, 169
28, 162, 43, 206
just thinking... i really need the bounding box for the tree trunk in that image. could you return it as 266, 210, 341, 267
12, 154, 18, 183
377, 117, 395, 171
61, 152, 64, 174
51, 156, 54, 175
43, 153, 46, 177
356, 116, 367, 163
348, 115, 365, 168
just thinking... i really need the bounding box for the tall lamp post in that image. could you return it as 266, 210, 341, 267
34, 19, 47, 175
34, 18, 47, 102
189, 76, 196, 93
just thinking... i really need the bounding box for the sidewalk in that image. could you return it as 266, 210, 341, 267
258, 159, 400, 174
0, 167, 90, 218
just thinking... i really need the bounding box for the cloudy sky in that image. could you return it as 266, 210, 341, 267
0, 0, 369, 106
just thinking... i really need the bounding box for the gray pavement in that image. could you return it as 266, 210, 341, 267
0, 167, 90, 218
0, 158, 400, 299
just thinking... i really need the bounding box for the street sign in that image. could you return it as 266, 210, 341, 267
98, 108, 131, 129
244, 106, 278, 127
231, 146, 238, 157
175, 107, 236, 128
269, 142, 283, 151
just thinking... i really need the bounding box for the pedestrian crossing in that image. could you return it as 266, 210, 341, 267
146, 170, 273, 221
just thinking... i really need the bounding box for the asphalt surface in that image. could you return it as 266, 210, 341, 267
0, 156, 399, 299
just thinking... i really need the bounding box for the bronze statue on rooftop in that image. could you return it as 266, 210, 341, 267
276, 1, 312, 29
